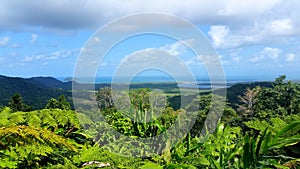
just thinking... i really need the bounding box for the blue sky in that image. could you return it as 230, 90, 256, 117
0, 0, 300, 81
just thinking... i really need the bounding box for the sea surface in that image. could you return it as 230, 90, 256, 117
57, 76, 260, 89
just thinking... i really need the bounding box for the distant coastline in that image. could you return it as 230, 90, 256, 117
56, 76, 265, 89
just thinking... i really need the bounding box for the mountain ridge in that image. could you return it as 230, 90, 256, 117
0, 75, 72, 109
0, 74, 273, 111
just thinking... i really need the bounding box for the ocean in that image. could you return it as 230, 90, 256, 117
57, 76, 258, 89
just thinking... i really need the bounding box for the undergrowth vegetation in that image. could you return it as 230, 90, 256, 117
0, 76, 299, 168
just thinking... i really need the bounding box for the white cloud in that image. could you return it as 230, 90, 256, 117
250, 47, 282, 62
186, 54, 225, 66
158, 39, 197, 58
208, 26, 229, 48
160, 41, 187, 56
250, 56, 262, 63
207, 0, 300, 49
100, 62, 108, 67
0, 36, 9, 47
195, 54, 225, 65
11, 43, 21, 48
30, 34, 38, 44
286, 53, 295, 62
0, 0, 286, 32
208, 25, 264, 49
217, 0, 280, 17
270, 19, 294, 35
229, 48, 241, 62
23, 48, 78, 62
23, 56, 34, 62
0, 0, 299, 49
261, 47, 281, 60
92, 37, 101, 43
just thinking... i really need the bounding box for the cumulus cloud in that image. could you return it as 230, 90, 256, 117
0, 0, 299, 48
0, 36, 9, 47
250, 47, 282, 62
160, 41, 187, 56
207, 0, 300, 49
208, 26, 230, 48
269, 19, 294, 35
261, 47, 281, 60
285, 53, 295, 62
30, 34, 38, 44
208, 20, 296, 49
209, 25, 265, 49
158, 39, 197, 58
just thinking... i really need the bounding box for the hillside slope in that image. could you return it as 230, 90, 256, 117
0, 75, 71, 109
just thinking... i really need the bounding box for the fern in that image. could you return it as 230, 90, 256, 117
0, 107, 95, 168
38, 109, 58, 129
0, 157, 18, 169
0, 126, 78, 168
0, 126, 76, 151
1, 143, 54, 169
72, 144, 145, 168
25, 112, 41, 127
0, 108, 25, 127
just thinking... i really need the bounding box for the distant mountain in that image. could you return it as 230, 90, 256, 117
0, 74, 275, 111
28, 76, 72, 89
0, 75, 72, 109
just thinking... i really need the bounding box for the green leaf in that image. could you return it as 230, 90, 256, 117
273, 121, 300, 143
259, 159, 290, 169
140, 162, 163, 169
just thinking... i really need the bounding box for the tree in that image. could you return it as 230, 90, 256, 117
237, 86, 261, 119
255, 75, 300, 118
8, 93, 31, 112
96, 87, 115, 112
45, 98, 60, 109
58, 95, 71, 110
45, 95, 71, 110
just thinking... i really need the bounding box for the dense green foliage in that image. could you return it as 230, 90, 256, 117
0, 76, 299, 168
0, 75, 72, 109
45, 95, 71, 110
8, 93, 32, 112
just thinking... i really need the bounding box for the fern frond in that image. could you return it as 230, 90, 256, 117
25, 112, 41, 127
0, 126, 77, 152
39, 109, 58, 129
0, 108, 25, 127
0, 107, 10, 127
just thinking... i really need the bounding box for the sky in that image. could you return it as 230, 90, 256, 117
0, 0, 300, 81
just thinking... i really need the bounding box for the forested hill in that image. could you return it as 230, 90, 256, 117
0, 75, 72, 109
0, 74, 274, 110
27, 76, 72, 89
222, 81, 273, 108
